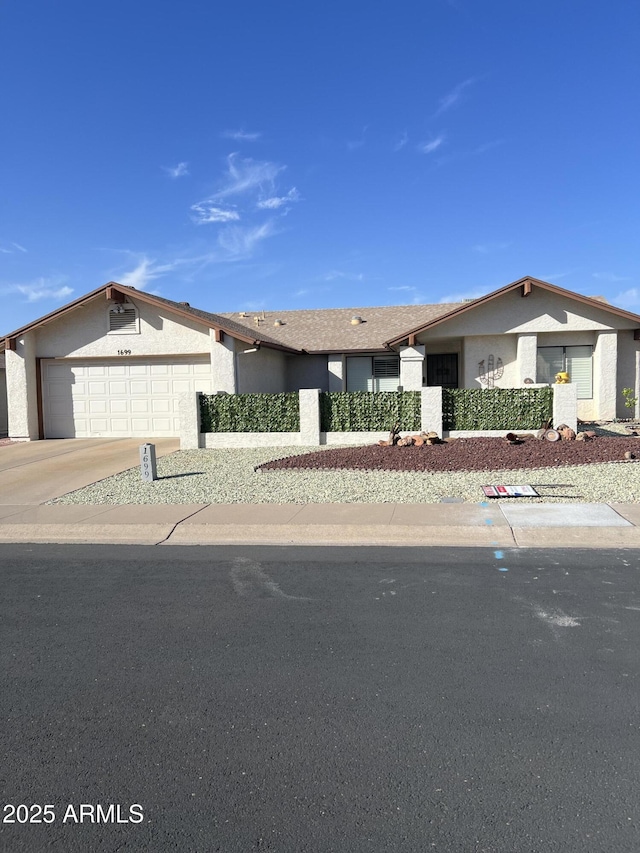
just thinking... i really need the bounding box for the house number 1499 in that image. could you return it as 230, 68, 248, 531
117, 349, 132, 355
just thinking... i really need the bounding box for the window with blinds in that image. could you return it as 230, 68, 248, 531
346, 356, 400, 391
537, 345, 593, 398
108, 304, 139, 334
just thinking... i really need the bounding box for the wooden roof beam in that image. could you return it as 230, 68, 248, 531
106, 286, 126, 302
521, 279, 533, 297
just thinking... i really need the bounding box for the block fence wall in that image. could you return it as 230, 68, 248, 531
178, 385, 577, 449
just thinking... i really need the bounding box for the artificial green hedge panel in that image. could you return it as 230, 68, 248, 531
442, 387, 553, 430
200, 392, 300, 433
320, 391, 421, 432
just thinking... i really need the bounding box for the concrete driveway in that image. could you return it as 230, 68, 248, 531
0, 438, 179, 504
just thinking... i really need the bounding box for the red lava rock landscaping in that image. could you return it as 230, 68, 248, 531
257, 436, 640, 474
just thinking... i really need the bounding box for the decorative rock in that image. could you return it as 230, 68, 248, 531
558, 427, 576, 441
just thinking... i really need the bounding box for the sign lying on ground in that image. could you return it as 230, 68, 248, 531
481, 484, 539, 498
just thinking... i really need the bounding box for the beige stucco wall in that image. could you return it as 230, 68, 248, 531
287, 354, 329, 391
617, 331, 640, 418
419, 288, 637, 340
462, 335, 518, 388
6, 334, 39, 440
36, 295, 212, 358
236, 345, 287, 393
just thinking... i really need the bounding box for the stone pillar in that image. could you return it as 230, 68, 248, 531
516, 334, 538, 385
399, 345, 425, 391
299, 388, 321, 445
421, 387, 442, 435
553, 383, 577, 432
6, 335, 39, 441
179, 392, 201, 450
210, 330, 237, 393
594, 330, 617, 420
327, 354, 344, 392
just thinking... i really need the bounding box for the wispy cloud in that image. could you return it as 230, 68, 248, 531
221, 129, 262, 141
473, 241, 511, 254
214, 153, 285, 199
593, 272, 631, 282
163, 162, 189, 179
393, 131, 408, 152
217, 221, 277, 259
191, 203, 240, 224
322, 270, 364, 283
5, 276, 73, 303
434, 138, 505, 167
434, 77, 475, 117
256, 188, 300, 210
419, 135, 445, 155
613, 288, 640, 310
540, 270, 579, 282
347, 126, 368, 151
118, 256, 184, 290
0, 241, 28, 254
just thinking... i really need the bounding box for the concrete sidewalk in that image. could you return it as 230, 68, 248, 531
0, 501, 639, 547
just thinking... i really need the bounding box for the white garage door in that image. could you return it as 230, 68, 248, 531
42, 358, 213, 438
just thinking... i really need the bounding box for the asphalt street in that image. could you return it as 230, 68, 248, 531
1, 544, 640, 853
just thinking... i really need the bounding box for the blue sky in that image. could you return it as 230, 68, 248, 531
2, 0, 639, 333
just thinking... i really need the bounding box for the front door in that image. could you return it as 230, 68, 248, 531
426, 354, 458, 388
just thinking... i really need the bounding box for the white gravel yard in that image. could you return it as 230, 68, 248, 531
47, 439, 640, 505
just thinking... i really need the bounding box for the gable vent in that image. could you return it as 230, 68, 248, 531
108, 305, 138, 333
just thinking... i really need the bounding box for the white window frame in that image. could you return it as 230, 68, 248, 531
346, 355, 400, 392
537, 345, 593, 399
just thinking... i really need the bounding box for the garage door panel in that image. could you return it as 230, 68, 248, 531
43, 357, 210, 438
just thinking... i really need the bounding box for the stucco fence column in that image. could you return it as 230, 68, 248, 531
594, 330, 617, 421
516, 334, 538, 384
299, 388, 321, 445
179, 392, 202, 449
553, 383, 577, 433
421, 387, 443, 436
399, 345, 425, 391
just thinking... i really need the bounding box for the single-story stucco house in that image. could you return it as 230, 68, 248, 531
1, 275, 639, 441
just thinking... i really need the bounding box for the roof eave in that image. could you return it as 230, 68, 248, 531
384, 276, 640, 346
2, 281, 302, 354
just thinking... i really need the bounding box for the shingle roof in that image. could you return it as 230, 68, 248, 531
216, 303, 463, 352
141, 291, 294, 349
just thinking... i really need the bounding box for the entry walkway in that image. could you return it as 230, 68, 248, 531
0, 438, 179, 504
0, 501, 638, 547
